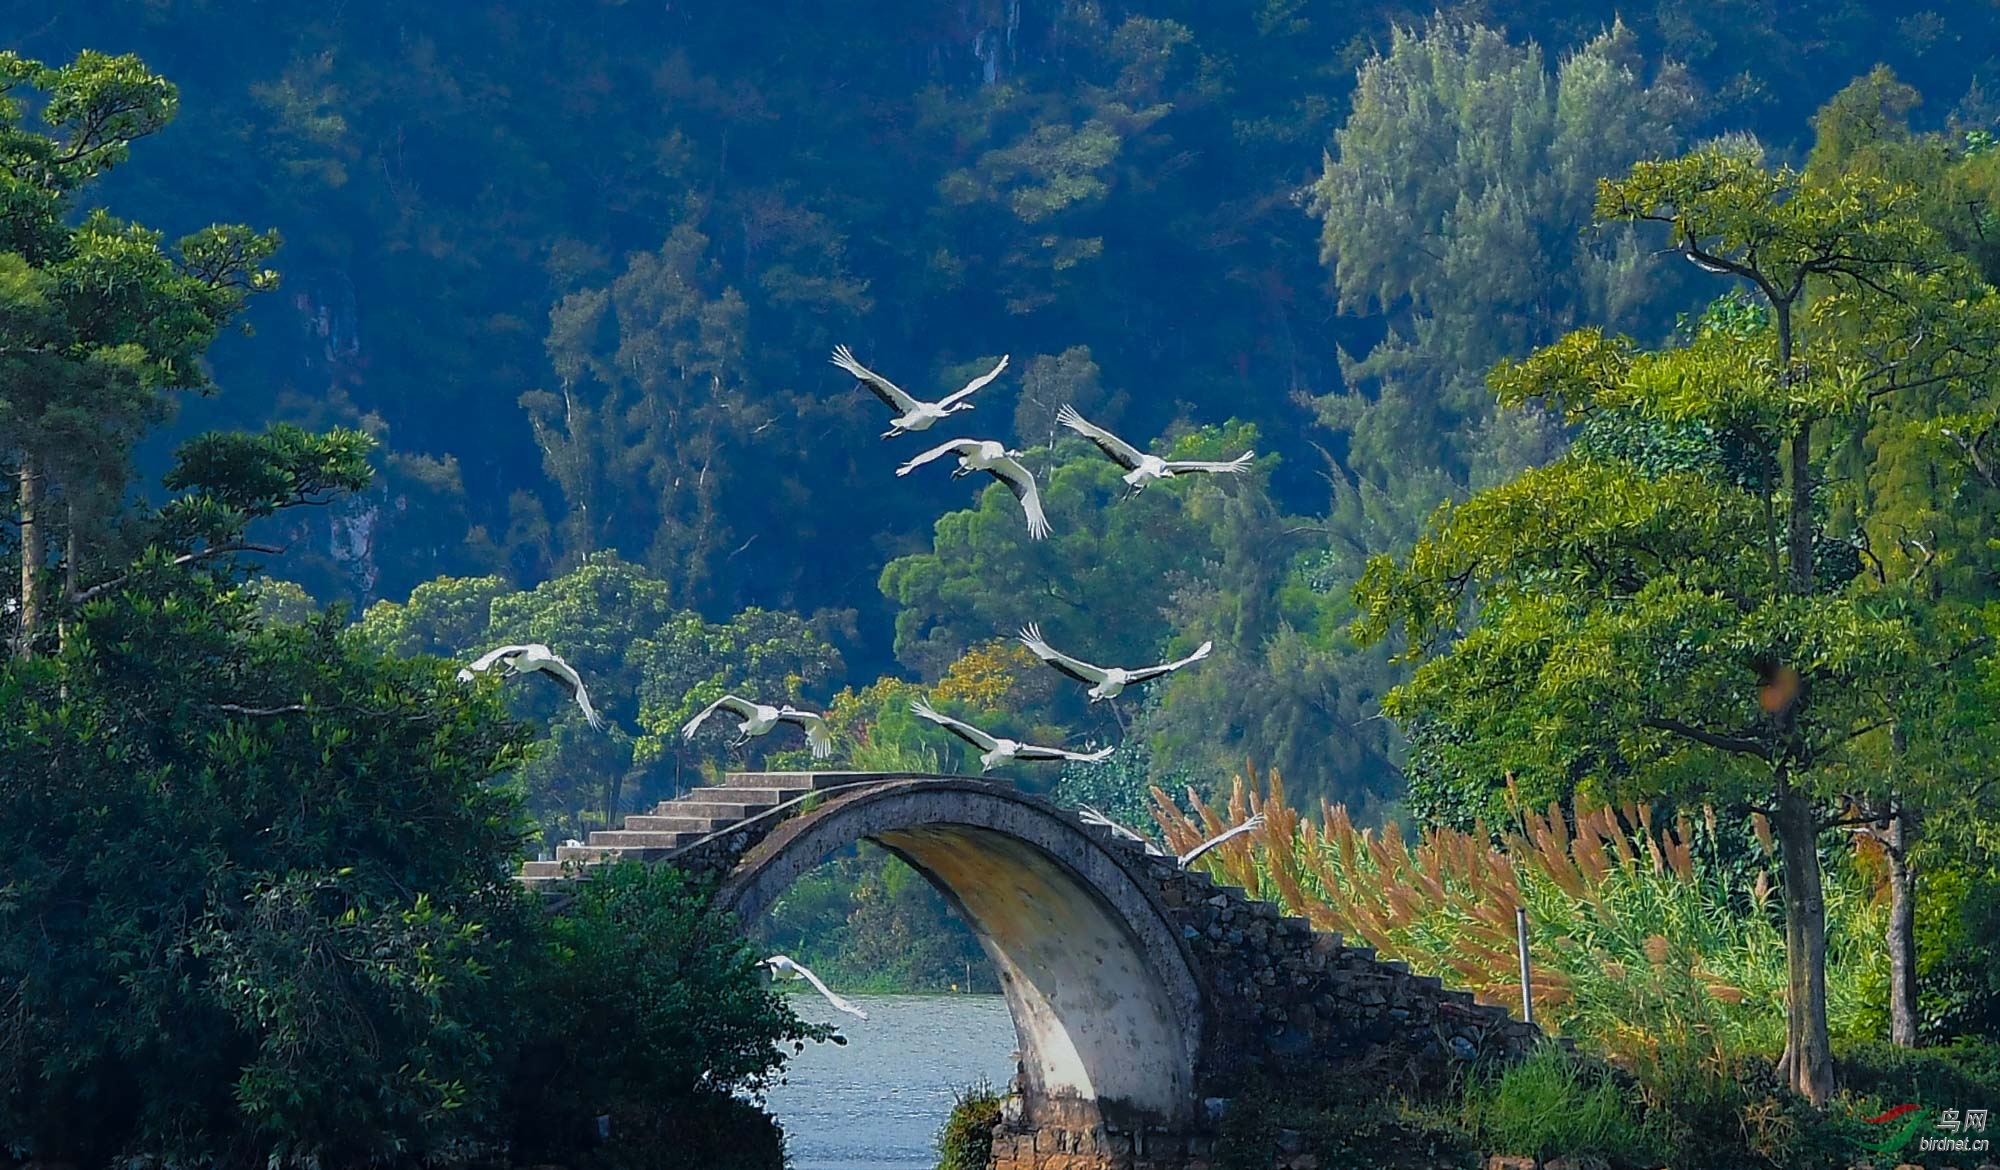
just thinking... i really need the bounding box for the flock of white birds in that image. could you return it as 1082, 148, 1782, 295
455, 344, 1263, 1020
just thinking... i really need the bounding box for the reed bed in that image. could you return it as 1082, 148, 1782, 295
1150, 766, 1886, 1080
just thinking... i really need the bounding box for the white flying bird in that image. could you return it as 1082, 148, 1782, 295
682, 694, 833, 759
1057, 405, 1254, 494
1178, 813, 1268, 869
910, 698, 1114, 772
457, 644, 606, 730
1079, 805, 1169, 857
896, 438, 1050, 540
1018, 623, 1213, 702
760, 954, 869, 1020
831, 344, 1010, 438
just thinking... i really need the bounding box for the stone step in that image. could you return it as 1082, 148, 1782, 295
692, 788, 808, 808
622, 814, 726, 834
518, 860, 567, 879
687, 785, 812, 804
586, 829, 707, 849
557, 842, 673, 864
725, 771, 877, 791
655, 798, 783, 820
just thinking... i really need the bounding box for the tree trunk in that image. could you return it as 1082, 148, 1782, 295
1785, 427, 1814, 595
1773, 776, 1835, 1103
58, 498, 78, 653
603, 767, 626, 832
15, 457, 40, 659
1884, 800, 1918, 1048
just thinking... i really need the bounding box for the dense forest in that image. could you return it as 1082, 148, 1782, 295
12, 0, 2000, 826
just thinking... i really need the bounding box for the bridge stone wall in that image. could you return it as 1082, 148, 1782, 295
984, 831, 1541, 1170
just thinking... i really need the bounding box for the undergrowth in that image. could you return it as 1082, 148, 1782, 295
935, 1080, 1004, 1170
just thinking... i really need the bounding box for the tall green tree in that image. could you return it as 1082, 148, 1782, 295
520, 226, 763, 608
1355, 147, 2000, 1103
0, 49, 280, 657
1791, 69, 2000, 1048
1308, 18, 1697, 502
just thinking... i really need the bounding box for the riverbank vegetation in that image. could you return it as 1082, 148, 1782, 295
1149, 770, 2000, 1166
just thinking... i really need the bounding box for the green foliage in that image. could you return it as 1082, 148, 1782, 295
1307, 17, 1697, 548
934, 1082, 1004, 1170
0, 568, 825, 1164
1461, 1047, 1650, 1165
1913, 863, 2000, 1039
1208, 1070, 1476, 1170
880, 444, 1209, 678
193, 875, 501, 1159
0, 43, 829, 1165
355, 573, 513, 658
1163, 775, 1888, 1074
239, 576, 316, 624
881, 425, 1402, 806
759, 844, 994, 994
359, 554, 844, 845
632, 603, 846, 770
1355, 132, 2000, 1102
1052, 739, 1176, 830
0, 571, 532, 1164
1835, 1037, 2000, 1112
521, 225, 759, 608
0, 48, 283, 654
502, 861, 830, 1162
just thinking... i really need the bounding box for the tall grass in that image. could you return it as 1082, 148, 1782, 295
1150, 766, 1886, 1084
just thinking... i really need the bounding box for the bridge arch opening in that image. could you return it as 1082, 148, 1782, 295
716, 780, 1204, 1130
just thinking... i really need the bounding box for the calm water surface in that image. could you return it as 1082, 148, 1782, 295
763, 994, 1017, 1170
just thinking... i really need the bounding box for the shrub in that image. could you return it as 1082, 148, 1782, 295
0, 592, 533, 1166
1208, 1068, 1478, 1170
501, 861, 830, 1166
1836, 1038, 2000, 1113
936, 1082, 1004, 1170
1462, 1046, 1652, 1165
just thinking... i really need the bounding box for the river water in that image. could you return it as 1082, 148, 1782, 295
763, 994, 1018, 1170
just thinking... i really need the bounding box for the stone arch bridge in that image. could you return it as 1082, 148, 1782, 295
519, 773, 1542, 1169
